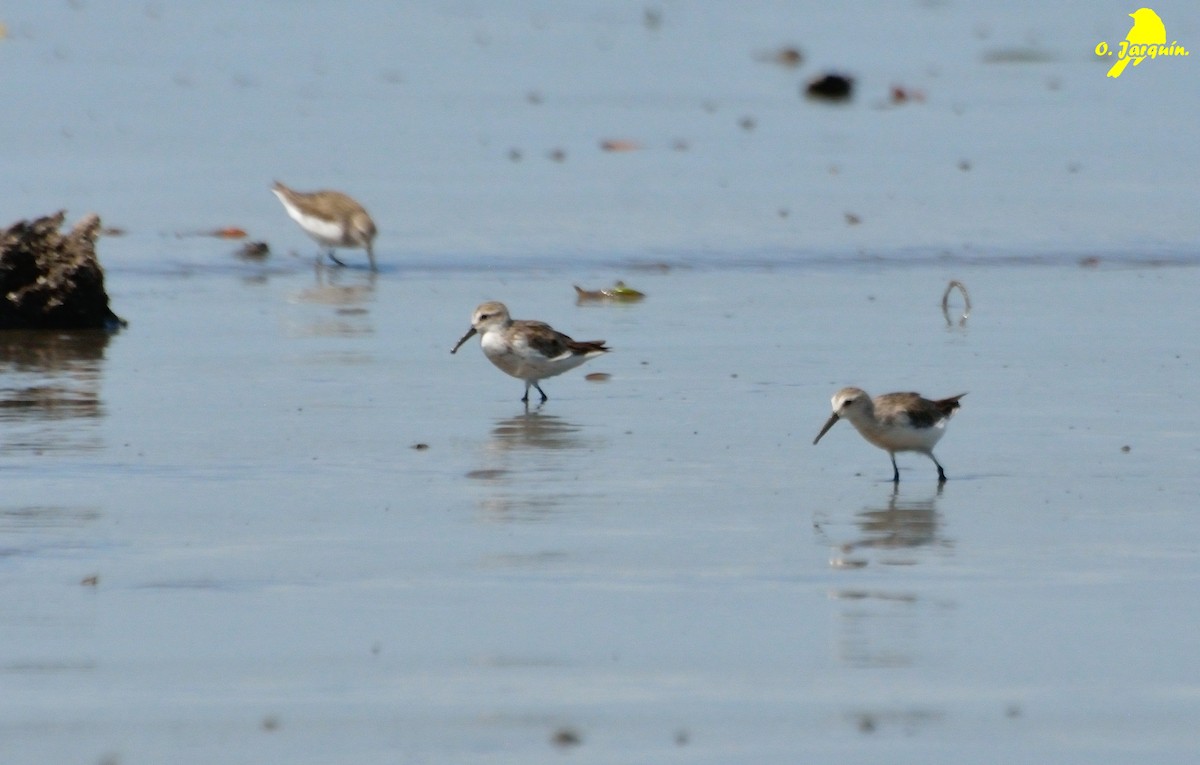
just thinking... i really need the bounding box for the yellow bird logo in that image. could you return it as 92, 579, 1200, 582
1107, 8, 1167, 78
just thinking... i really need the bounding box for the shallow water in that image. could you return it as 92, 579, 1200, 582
4, 261, 1199, 764
3, 2, 1200, 764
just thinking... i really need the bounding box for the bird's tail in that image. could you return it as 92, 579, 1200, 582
935, 394, 967, 418
567, 339, 609, 355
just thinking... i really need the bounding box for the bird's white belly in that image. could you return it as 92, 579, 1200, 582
281, 204, 347, 247
480, 334, 586, 382
858, 421, 945, 453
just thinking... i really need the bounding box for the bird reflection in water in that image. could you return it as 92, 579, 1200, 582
488, 406, 586, 453
471, 407, 593, 523
847, 485, 948, 558
288, 266, 376, 339
824, 486, 957, 672
821, 485, 951, 566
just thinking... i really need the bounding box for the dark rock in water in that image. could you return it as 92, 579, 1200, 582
0, 211, 125, 330
236, 240, 270, 260
804, 73, 855, 102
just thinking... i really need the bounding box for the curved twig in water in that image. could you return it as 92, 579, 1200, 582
941, 280, 971, 326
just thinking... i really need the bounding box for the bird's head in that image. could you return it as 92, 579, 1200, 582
813, 387, 869, 445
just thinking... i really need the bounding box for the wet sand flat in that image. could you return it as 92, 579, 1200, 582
3, 260, 1200, 764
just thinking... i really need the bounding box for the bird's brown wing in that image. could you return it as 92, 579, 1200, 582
516, 321, 607, 358
876, 392, 965, 428
515, 321, 571, 358
277, 186, 366, 220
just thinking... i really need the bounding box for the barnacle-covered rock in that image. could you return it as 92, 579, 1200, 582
0, 211, 125, 330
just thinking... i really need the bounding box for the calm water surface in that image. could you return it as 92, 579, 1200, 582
3, 262, 1198, 764
2, 2, 1199, 763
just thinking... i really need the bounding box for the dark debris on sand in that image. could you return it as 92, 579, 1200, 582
0, 211, 125, 330
804, 73, 855, 101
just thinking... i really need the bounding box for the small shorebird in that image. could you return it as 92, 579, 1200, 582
451, 301, 609, 403
813, 387, 965, 483
271, 181, 377, 270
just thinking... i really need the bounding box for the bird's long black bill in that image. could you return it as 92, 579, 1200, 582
450, 327, 477, 354
812, 413, 840, 445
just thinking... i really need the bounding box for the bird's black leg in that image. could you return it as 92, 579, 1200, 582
534, 382, 548, 402
890, 453, 900, 483
933, 455, 948, 483
521, 382, 530, 403
328, 249, 347, 267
